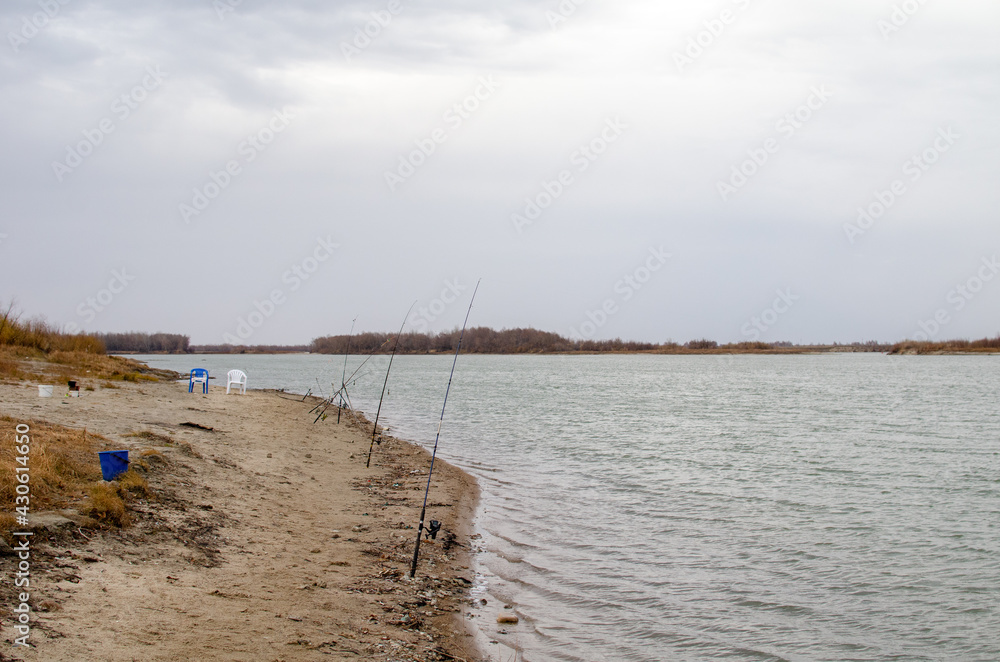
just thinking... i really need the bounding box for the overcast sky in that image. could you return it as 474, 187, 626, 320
1, 0, 997, 345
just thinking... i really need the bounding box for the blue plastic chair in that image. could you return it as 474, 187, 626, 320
189, 368, 209, 394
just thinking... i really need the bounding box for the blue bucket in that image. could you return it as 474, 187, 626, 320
98, 450, 129, 481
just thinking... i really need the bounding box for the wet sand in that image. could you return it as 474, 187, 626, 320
1, 378, 482, 661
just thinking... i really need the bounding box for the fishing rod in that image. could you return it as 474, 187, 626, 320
311, 334, 396, 423
309, 340, 382, 419
311, 352, 374, 421
338, 316, 357, 424
367, 302, 416, 468
410, 279, 480, 579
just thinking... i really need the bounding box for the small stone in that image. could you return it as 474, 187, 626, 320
305, 453, 312, 458
497, 614, 519, 624
266, 453, 272, 458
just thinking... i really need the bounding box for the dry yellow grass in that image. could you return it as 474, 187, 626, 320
47, 350, 164, 381
0, 513, 16, 532
890, 337, 1000, 354
0, 345, 154, 383
85, 470, 152, 527
0, 419, 160, 534
86, 483, 129, 527
124, 429, 201, 458
124, 429, 176, 444
116, 469, 152, 498
1, 305, 178, 386
0, 418, 107, 515
0, 346, 44, 381
0, 306, 104, 354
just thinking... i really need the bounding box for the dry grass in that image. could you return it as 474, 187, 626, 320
124, 429, 176, 444
0, 513, 16, 532
1, 301, 178, 382
0, 418, 108, 517
85, 470, 154, 527
125, 429, 201, 458
0, 306, 104, 354
0, 346, 44, 381
0, 418, 160, 535
47, 351, 164, 381
118, 470, 152, 497
890, 336, 1000, 354
86, 483, 129, 527
133, 448, 167, 472
0, 346, 174, 384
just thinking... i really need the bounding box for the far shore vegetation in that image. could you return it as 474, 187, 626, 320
0, 302, 176, 382
3, 301, 998, 358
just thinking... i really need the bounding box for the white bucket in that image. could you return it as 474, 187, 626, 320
38, 385, 54, 397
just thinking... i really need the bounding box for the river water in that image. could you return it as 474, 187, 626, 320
135, 353, 1000, 661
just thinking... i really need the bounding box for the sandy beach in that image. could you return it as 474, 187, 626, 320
1, 377, 482, 661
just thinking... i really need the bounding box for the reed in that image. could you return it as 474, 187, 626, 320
0, 419, 108, 535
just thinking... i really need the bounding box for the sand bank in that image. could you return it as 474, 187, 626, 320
1, 378, 482, 661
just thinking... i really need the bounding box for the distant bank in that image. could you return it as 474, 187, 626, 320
113, 332, 1000, 357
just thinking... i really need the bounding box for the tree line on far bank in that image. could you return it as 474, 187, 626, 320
94, 332, 190, 353
310, 328, 869, 354
95, 327, 1000, 355
3, 298, 996, 356
310, 327, 657, 354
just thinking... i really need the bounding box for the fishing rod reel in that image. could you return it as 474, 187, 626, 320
425, 520, 441, 540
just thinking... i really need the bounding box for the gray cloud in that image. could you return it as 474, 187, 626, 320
2, 0, 998, 344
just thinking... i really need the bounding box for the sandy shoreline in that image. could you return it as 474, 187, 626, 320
1, 378, 484, 661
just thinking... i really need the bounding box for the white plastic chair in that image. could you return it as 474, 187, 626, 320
226, 369, 247, 395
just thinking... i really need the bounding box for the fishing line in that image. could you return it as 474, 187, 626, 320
410, 279, 480, 579
367, 302, 416, 468
311, 330, 396, 422
336, 316, 357, 423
